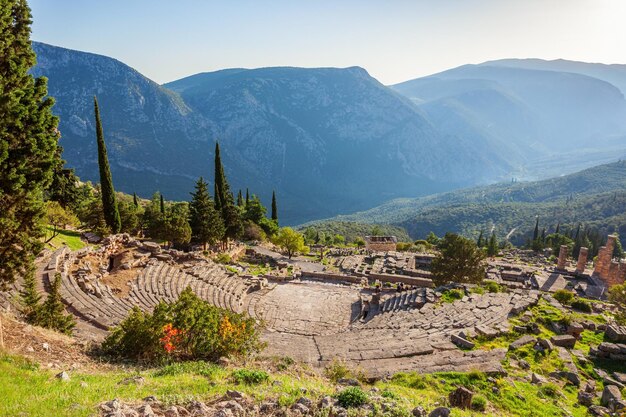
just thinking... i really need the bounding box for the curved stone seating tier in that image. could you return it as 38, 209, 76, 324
378, 288, 430, 313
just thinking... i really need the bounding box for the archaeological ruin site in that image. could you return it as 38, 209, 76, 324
6, 232, 624, 383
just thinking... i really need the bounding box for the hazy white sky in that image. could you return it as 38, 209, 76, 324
29, 0, 626, 85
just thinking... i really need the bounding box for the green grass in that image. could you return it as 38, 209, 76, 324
45, 227, 86, 251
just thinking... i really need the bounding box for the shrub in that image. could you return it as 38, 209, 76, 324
324, 358, 352, 382
336, 387, 368, 408
214, 253, 232, 264
153, 361, 218, 377
231, 368, 269, 385
471, 394, 487, 411
441, 289, 464, 303
571, 299, 592, 313
483, 280, 501, 293
102, 288, 262, 362
381, 389, 399, 399
553, 289, 574, 305
538, 383, 559, 398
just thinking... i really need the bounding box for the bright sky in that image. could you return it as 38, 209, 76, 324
29, 0, 626, 85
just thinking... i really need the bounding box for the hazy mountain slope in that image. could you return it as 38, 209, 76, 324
31, 42, 219, 199
485, 58, 626, 96
164, 66, 515, 222
34, 42, 521, 224
320, 160, 626, 228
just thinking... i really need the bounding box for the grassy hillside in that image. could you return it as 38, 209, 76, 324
320, 161, 626, 244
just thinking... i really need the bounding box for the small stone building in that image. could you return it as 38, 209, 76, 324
364, 236, 397, 252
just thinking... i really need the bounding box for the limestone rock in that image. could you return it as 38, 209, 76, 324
550, 335, 576, 349
412, 406, 426, 417
531, 373, 546, 385
226, 390, 245, 400
601, 385, 622, 409
451, 334, 475, 349
509, 335, 535, 350
578, 390, 594, 406
137, 404, 155, 417
291, 402, 310, 415
56, 371, 70, 381
588, 405, 610, 416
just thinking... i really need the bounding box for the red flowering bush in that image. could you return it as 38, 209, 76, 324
102, 287, 262, 362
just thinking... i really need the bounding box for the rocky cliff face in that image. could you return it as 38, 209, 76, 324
33, 42, 518, 224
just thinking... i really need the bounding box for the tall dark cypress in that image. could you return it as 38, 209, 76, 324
271, 190, 278, 222
477, 230, 484, 247
213, 142, 226, 211
245, 188, 249, 206
160, 193, 165, 214
94, 96, 121, 233
237, 190, 244, 207
532, 217, 539, 242
555, 222, 560, 234
133, 192, 138, 207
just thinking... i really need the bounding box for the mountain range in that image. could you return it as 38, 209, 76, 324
31, 42, 626, 224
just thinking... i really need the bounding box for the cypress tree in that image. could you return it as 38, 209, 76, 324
487, 232, 498, 257
189, 177, 224, 249
214, 142, 227, 211
555, 222, 560, 235
0, 0, 60, 286
94, 96, 121, 233
237, 190, 244, 207
271, 190, 278, 222
160, 193, 165, 214
540, 228, 546, 243
133, 192, 138, 207
245, 188, 249, 206
477, 230, 484, 247
532, 217, 539, 242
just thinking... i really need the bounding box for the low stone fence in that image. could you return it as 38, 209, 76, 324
369, 272, 433, 287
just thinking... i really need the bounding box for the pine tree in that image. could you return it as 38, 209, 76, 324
20, 274, 41, 323
237, 190, 244, 207
189, 177, 224, 249
160, 193, 165, 214
0, 0, 61, 286
133, 192, 138, 207
94, 96, 121, 233
39, 273, 75, 335
222, 192, 243, 243
271, 190, 278, 222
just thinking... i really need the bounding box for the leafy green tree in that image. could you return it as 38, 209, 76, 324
46, 164, 81, 209
20, 273, 41, 323
118, 195, 142, 235
189, 177, 224, 249
94, 96, 121, 233
370, 225, 383, 237
143, 192, 167, 241
426, 232, 440, 246
333, 234, 345, 246
354, 237, 366, 247
431, 233, 486, 286
44, 201, 78, 242
0, 0, 60, 287
612, 234, 624, 259
544, 233, 574, 255
258, 217, 278, 238
487, 232, 498, 257
164, 203, 192, 248
222, 194, 243, 243
271, 191, 278, 222
609, 283, 626, 325
38, 273, 75, 335
303, 227, 317, 245
244, 195, 266, 224
274, 227, 308, 259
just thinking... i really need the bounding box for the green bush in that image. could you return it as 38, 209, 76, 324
214, 253, 232, 264
231, 368, 269, 385
441, 289, 464, 303
471, 394, 487, 411
571, 299, 592, 313
483, 280, 501, 293
336, 387, 368, 408
553, 289, 574, 305
102, 288, 261, 362
381, 389, 399, 399
538, 383, 559, 398
324, 359, 352, 382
